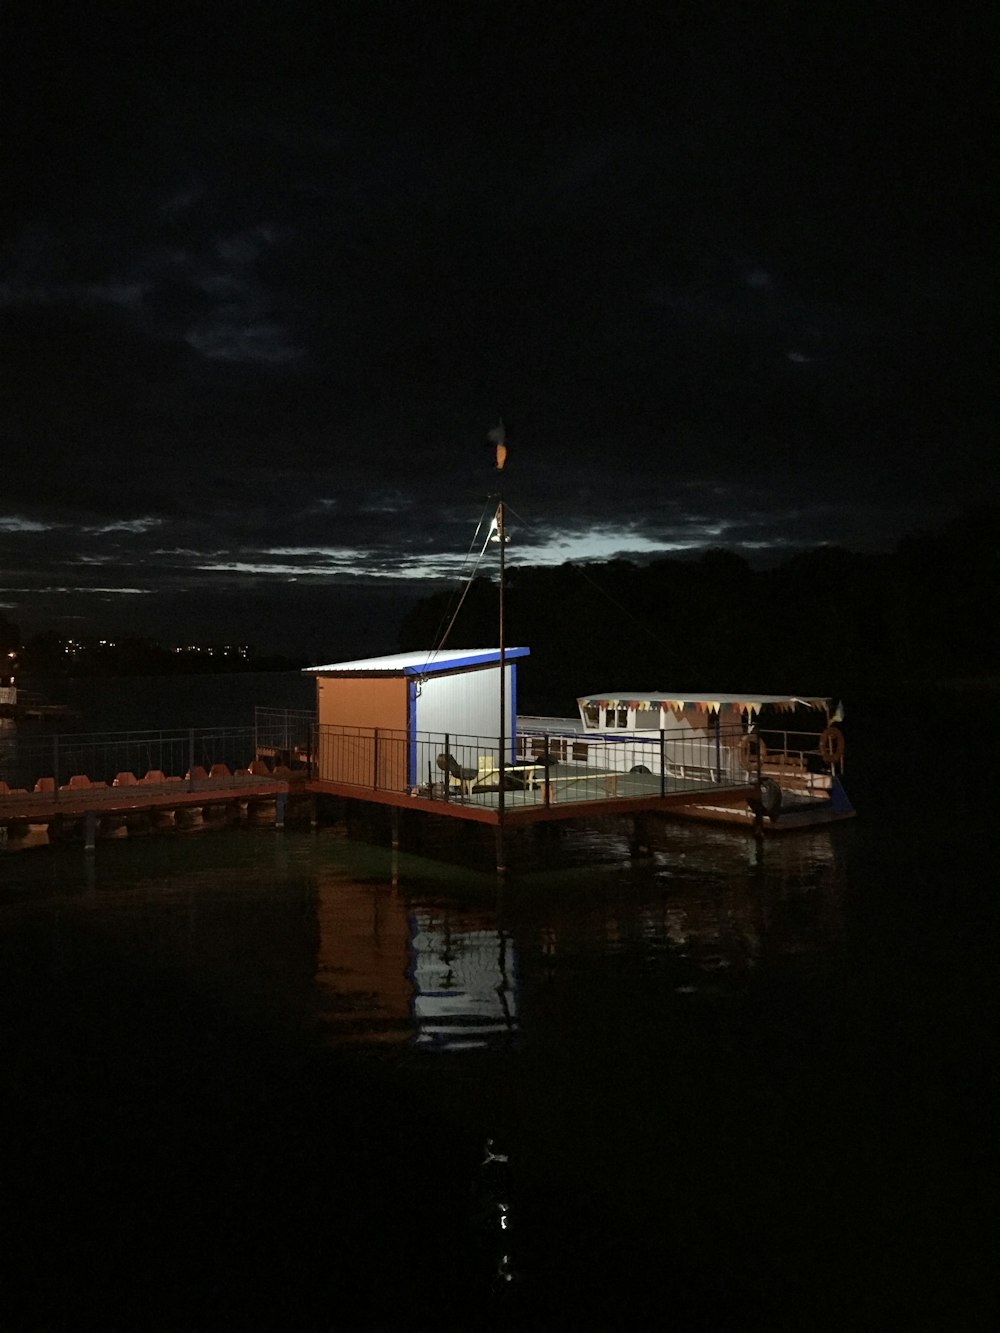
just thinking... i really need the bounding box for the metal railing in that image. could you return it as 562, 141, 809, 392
755, 727, 841, 785
516, 721, 753, 782
309, 720, 755, 808
0, 725, 278, 800
254, 708, 315, 767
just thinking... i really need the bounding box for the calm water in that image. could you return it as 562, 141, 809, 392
21, 669, 315, 731
0, 679, 995, 1329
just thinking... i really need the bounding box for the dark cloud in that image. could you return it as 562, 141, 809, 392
1, 2, 993, 651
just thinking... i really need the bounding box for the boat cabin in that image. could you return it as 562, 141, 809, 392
572, 692, 832, 776
576, 692, 830, 734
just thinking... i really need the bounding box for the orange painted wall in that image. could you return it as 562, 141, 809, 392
316, 675, 407, 731
314, 675, 408, 790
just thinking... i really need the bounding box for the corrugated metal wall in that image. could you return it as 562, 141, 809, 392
416, 664, 515, 750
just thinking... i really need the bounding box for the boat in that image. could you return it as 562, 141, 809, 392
517, 693, 854, 830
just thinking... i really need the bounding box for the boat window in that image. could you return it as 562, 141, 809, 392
635, 708, 661, 729
605, 707, 629, 728
582, 704, 600, 729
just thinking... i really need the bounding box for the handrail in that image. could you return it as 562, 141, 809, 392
308, 720, 754, 806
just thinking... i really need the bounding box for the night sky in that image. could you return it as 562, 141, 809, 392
2, 2, 993, 657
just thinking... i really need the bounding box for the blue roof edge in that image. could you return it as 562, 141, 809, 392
402, 647, 530, 675
303, 647, 530, 676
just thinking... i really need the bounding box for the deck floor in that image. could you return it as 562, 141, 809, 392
308, 768, 758, 826
0, 775, 289, 823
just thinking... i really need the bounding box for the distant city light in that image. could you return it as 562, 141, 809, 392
53, 637, 251, 659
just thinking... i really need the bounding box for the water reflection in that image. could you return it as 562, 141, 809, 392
309, 824, 846, 1049
1, 769, 985, 1328
470, 1138, 518, 1295
408, 910, 517, 1051
314, 875, 412, 1045
648, 822, 848, 988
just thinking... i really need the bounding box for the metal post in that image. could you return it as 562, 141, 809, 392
443, 732, 450, 802
53, 735, 60, 803
659, 729, 666, 797
275, 792, 287, 829
497, 500, 506, 874
543, 733, 550, 808
714, 712, 722, 782
373, 727, 379, 790
85, 810, 96, 853
188, 728, 195, 792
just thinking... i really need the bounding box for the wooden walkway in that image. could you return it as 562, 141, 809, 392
1, 758, 768, 862
0, 775, 290, 825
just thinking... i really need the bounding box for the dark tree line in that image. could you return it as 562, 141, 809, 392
1, 629, 303, 679
399, 507, 999, 714
4, 507, 993, 701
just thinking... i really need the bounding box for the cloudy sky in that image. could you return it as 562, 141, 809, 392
2, 2, 992, 656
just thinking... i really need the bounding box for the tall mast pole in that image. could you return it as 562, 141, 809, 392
497, 494, 506, 866
488, 418, 509, 876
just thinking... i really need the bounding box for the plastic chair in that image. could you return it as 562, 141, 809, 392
436, 752, 476, 797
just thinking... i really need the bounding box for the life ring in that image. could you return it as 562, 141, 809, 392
818, 726, 845, 766
738, 733, 767, 770
746, 777, 782, 823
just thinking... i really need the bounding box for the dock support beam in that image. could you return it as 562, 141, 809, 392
391, 807, 400, 887
84, 810, 96, 853
275, 793, 287, 829
630, 815, 652, 859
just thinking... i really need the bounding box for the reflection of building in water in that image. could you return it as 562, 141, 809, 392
314, 877, 414, 1045
408, 910, 518, 1052
313, 880, 518, 1051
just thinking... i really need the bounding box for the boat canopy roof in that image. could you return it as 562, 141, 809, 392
305, 647, 529, 676
577, 692, 829, 715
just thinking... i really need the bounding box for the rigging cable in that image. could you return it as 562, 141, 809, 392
425, 494, 497, 666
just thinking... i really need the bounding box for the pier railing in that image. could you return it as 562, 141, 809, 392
309, 720, 753, 807
253, 708, 315, 767
0, 725, 279, 799
1, 714, 761, 810
754, 726, 843, 785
